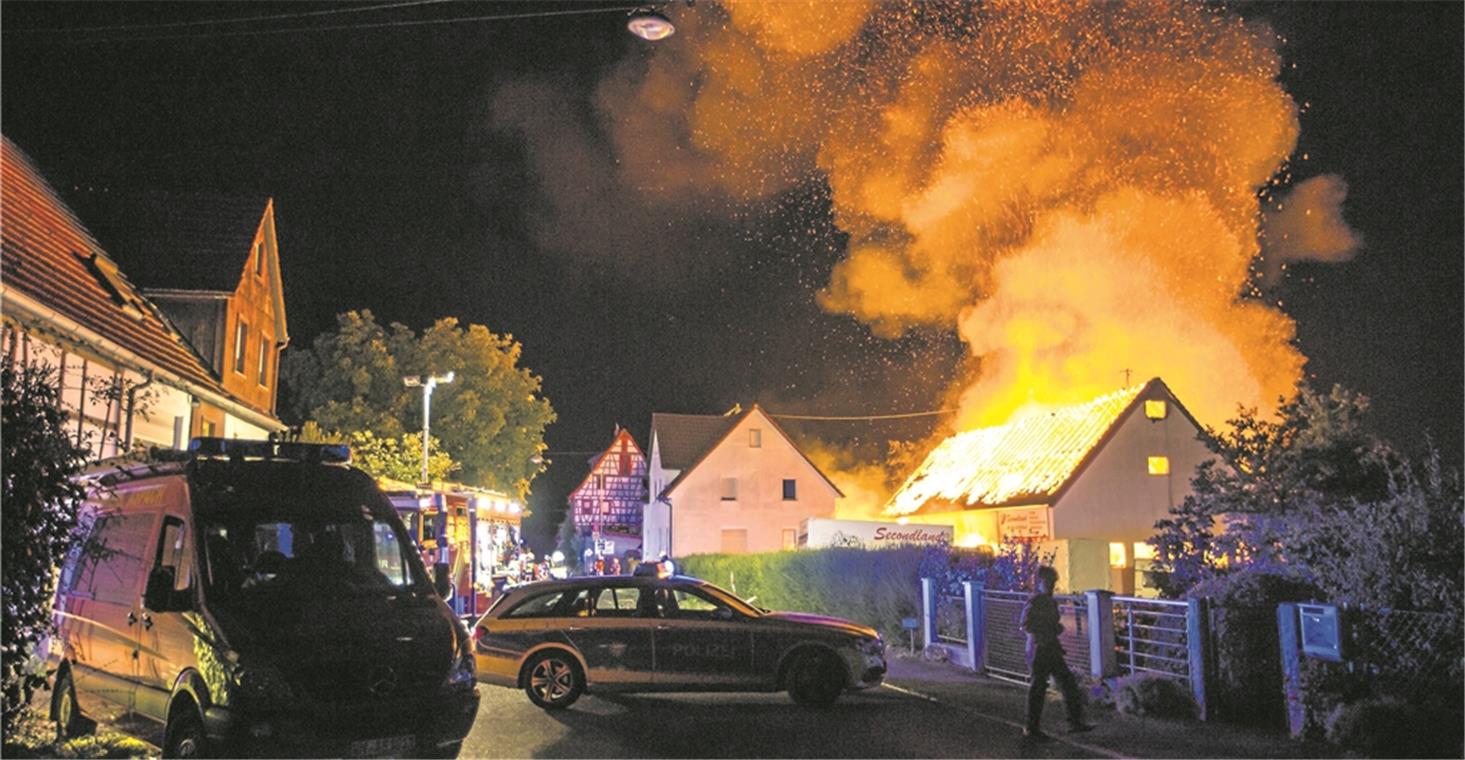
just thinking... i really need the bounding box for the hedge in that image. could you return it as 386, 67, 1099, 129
678, 547, 926, 641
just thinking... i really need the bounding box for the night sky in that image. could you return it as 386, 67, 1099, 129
4, 2, 1460, 550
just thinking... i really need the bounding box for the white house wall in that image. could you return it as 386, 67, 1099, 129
1052, 399, 1213, 544
666, 410, 837, 556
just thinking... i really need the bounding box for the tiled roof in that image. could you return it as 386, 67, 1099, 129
65, 186, 267, 292
885, 380, 1164, 516
0, 136, 226, 393
657, 406, 845, 500
652, 412, 740, 471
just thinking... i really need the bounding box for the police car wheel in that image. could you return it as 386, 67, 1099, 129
788, 650, 843, 707
524, 651, 583, 710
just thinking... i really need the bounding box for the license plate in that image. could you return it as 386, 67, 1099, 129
348, 735, 416, 758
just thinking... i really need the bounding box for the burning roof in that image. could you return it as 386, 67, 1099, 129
885, 379, 1184, 517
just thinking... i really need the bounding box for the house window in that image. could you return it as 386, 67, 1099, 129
202, 420, 216, 438
720, 478, 738, 501
1145, 400, 1168, 420
257, 336, 271, 386
1109, 542, 1128, 568
782, 479, 797, 501
1132, 542, 1157, 561
255, 242, 266, 277
782, 528, 797, 550
233, 321, 248, 374
1147, 456, 1170, 476
720, 529, 747, 554
749, 428, 762, 448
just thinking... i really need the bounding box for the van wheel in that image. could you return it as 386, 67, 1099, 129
52, 669, 81, 741
163, 703, 208, 759
788, 650, 844, 707
523, 651, 583, 710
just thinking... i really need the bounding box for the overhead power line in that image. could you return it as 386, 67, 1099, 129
9, 0, 454, 35
7, 4, 640, 45
769, 409, 958, 422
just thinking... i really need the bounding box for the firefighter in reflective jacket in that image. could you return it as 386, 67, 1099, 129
1020, 566, 1095, 740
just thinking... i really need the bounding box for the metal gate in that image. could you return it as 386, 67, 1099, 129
982, 589, 1090, 685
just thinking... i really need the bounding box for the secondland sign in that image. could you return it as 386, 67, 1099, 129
799, 518, 954, 549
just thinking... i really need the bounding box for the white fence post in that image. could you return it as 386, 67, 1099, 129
1187, 597, 1215, 721
1085, 589, 1117, 679
963, 580, 984, 673
920, 577, 938, 649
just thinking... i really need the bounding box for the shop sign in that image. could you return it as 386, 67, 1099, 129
997, 506, 1052, 542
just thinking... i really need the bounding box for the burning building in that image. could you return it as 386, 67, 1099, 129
883, 378, 1210, 594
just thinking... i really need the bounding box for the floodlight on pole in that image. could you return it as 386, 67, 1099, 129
404, 371, 455, 484
627, 6, 675, 41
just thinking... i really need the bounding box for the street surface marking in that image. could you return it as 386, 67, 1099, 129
880, 683, 1130, 760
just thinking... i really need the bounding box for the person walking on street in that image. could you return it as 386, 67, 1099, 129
1021, 565, 1095, 741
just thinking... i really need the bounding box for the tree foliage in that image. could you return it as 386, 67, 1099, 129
2, 358, 90, 734
1150, 384, 1463, 618
296, 422, 457, 484
283, 311, 555, 497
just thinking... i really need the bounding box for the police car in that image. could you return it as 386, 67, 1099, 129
471, 566, 885, 709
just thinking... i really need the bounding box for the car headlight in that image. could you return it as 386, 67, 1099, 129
445, 637, 476, 687
231, 661, 297, 703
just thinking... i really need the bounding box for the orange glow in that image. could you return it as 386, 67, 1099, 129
885, 383, 1146, 516
586, 2, 1367, 439
1145, 400, 1168, 420
1147, 456, 1171, 476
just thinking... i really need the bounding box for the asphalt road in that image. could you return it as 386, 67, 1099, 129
460, 683, 1107, 759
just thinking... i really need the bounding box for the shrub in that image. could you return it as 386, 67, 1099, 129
1113, 673, 1197, 720
1324, 697, 1463, 758
679, 547, 926, 640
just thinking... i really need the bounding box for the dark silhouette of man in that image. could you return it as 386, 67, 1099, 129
1021, 565, 1094, 740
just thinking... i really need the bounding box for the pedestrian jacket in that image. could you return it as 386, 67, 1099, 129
1020, 592, 1065, 657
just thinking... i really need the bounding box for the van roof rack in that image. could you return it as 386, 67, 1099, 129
189, 437, 352, 465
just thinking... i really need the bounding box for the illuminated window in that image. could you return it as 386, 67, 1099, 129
749, 428, 762, 448
782, 528, 797, 550
1133, 542, 1157, 562
720, 478, 738, 501
233, 321, 248, 374
1145, 400, 1168, 420
1147, 456, 1170, 475
1109, 542, 1128, 568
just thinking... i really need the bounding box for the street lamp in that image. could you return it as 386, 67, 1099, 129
403, 371, 454, 484
627, 6, 675, 41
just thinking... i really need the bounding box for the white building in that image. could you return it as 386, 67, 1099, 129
643, 405, 843, 558
884, 378, 1212, 594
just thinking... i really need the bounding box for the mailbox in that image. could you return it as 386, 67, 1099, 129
1298, 603, 1345, 662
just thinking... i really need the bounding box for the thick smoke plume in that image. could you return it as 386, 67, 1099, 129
508, 1, 1362, 432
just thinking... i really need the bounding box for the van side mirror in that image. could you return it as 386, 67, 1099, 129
713, 606, 735, 621
143, 566, 189, 612
433, 562, 454, 599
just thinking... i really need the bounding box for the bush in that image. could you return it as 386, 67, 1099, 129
1324, 698, 1463, 758
1113, 673, 1197, 720
679, 547, 926, 640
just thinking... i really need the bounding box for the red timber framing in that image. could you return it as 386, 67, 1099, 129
568, 427, 649, 536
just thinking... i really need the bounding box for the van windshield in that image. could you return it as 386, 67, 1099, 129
202, 507, 421, 603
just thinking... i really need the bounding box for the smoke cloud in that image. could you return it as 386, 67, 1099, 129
505, 1, 1360, 431
1260, 174, 1363, 283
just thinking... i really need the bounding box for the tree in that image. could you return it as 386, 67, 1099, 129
296, 422, 458, 484
283, 311, 555, 497
1, 358, 90, 734
1150, 383, 1461, 615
